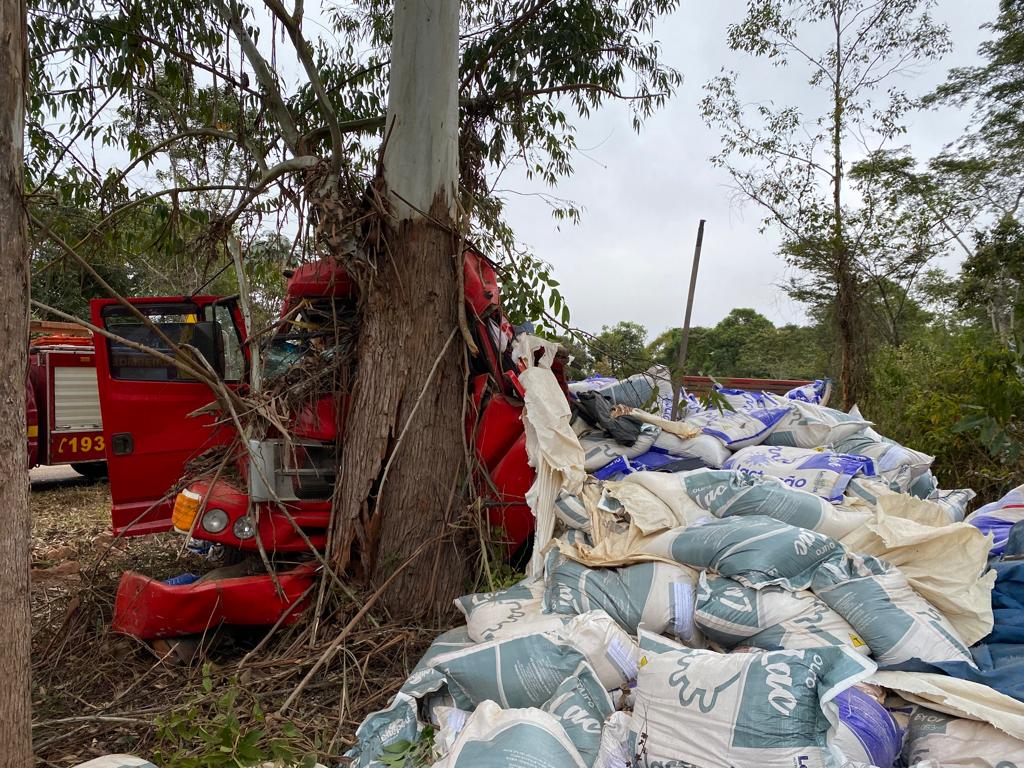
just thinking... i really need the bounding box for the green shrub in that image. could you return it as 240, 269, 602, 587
865, 330, 1024, 502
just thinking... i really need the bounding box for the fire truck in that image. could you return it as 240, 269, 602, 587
28, 321, 106, 478
90, 251, 541, 640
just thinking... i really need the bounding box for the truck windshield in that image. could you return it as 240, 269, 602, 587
263, 300, 357, 381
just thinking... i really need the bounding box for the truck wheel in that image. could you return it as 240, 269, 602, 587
71, 462, 108, 481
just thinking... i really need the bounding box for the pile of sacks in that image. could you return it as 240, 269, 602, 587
348, 343, 1024, 768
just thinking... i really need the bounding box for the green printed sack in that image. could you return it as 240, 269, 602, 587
558, 610, 644, 690
629, 646, 876, 768
428, 631, 589, 710
540, 667, 614, 766
543, 549, 701, 644
811, 552, 975, 667
903, 707, 1024, 768
764, 400, 869, 449
682, 468, 871, 539
432, 700, 587, 768
345, 627, 472, 767
454, 576, 565, 642
695, 573, 867, 655
664, 515, 841, 591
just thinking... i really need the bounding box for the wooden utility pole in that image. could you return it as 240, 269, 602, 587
670, 219, 705, 420
0, 0, 34, 759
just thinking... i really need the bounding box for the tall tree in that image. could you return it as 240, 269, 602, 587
701, 0, 950, 408
592, 320, 651, 377
0, 0, 32, 758
926, 0, 1024, 221
27, 0, 682, 616
648, 308, 826, 379
959, 214, 1024, 345
329, 0, 466, 610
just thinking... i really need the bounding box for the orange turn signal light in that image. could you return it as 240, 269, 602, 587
171, 489, 203, 532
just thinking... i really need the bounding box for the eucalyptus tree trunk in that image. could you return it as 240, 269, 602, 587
330, 0, 467, 616
830, 9, 860, 410
0, 0, 33, 759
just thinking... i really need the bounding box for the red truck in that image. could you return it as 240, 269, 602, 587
28, 321, 107, 478
89, 250, 539, 640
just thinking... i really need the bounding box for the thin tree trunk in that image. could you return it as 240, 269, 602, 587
0, 0, 33, 760
330, 0, 467, 616
831, 6, 859, 409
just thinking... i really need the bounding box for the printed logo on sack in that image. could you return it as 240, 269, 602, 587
688, 480, 729, 510
558, 703, 602, 735
667, 655, 742, 713
404, 668, 432, 687
914, 603, 973, 658
719, 585, 754, 614
370, 709, 417, 749
745, 450, 776, 467
793, 527, 828, 556
482, 599, 529, 639
760, 651, 822, 717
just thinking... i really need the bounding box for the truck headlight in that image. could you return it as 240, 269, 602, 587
232, 515, 257, 540
201, 508, 229, 534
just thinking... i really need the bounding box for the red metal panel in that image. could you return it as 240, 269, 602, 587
45, 349, 105, 463
463, 249, 500, 318
28, 350, 50, 465
291, 396, 339, 442
282, 258, 355, 311
183, 480, 330, 552
91, 297, 246, 536
473, 393, 524, 472
485, 433, 535, 555
26, 380, 38, 467
112, 564, 316, 640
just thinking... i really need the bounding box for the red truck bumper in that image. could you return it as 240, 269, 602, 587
112, 563, 317, 640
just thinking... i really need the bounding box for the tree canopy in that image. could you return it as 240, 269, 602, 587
27, 0, 683, 319
701, 0, 951, 407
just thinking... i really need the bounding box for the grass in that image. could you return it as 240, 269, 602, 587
29, 475, 443, 768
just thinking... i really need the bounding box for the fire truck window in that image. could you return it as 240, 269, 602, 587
103, 311, 223, 382
213, 305, 245, 382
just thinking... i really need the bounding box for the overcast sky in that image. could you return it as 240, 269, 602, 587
497, 2, 999, 338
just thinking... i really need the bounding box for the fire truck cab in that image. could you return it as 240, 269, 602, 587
90, 250, 538, 640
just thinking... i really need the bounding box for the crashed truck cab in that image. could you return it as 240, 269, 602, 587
168, 259, 354, 559
92, 250, 546, 640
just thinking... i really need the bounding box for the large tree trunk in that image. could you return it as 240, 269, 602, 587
0, 0, 33, 760
330, 0, 467, 617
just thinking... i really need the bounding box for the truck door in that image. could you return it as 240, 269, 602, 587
90, 296, 248, 535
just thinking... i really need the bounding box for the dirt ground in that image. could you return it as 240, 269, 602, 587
30, 470, 205, 764
29, 469, 438, 768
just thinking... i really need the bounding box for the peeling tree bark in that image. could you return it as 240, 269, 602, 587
0, 0, 33, 760
330, 0, 467, 617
